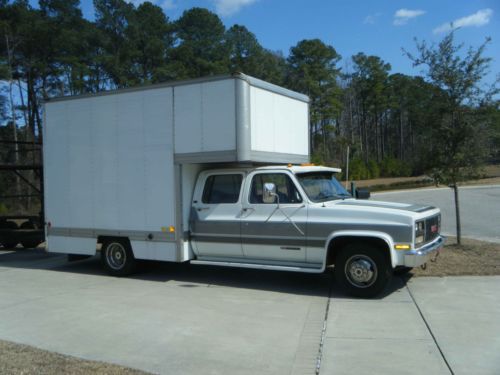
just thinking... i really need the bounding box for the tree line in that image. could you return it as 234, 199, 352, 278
1, 0, 499, 220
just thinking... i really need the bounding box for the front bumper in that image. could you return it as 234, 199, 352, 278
403, 236, 446, 268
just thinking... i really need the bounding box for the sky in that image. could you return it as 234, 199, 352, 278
28, 0, 500, 84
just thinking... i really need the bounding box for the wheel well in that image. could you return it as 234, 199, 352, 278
326, 236, 391, 267
97, 236, 130, 247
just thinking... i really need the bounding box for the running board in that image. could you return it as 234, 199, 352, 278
190, 260, 324, 273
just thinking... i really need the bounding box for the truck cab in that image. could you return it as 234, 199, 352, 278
189, 165, 444, 297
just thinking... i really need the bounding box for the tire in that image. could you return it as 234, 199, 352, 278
20, 221, 41, 249
101, 239, 137, 276
334, 242, 392, 298
1, 220, 19, 249
394, 266, 413, 276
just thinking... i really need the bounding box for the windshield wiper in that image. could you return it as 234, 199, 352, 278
336, 193, 352, 198
317, 193, 349, 202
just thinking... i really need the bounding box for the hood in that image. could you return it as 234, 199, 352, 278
331, 199, 436, 213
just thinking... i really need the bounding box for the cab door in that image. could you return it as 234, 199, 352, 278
190, 171, 244, 259
240, 171, 307, 263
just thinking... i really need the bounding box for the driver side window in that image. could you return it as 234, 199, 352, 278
249, 173, 302, 204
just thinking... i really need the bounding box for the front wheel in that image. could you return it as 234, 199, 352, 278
101, 239, 137, 276
334, 243, 391, 298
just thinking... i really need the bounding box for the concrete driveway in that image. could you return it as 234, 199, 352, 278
1, 249, 499, 374
373, 185, 500, 243
323, 276, 500, 375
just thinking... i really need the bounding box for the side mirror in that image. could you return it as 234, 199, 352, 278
263, 182, 277, 204
356, 188, 370, 200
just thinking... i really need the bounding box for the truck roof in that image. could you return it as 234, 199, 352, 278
44, 73, 309, 104
255, 165, 342, 173
199, 165, 342, 175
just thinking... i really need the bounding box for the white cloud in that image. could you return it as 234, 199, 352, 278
393, 8, 426, 26
160, 0, 176, 11
213, 0, 259, 17
364, 12, 382, 25
433, 8, 493, 34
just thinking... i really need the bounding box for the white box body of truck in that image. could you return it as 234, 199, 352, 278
43, 74, 310, 263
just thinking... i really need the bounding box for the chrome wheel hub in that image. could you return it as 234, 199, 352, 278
345, 255, 378, 288
106, 243, 127, 270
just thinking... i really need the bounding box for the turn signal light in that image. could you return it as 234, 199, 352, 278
394, 244, 411, 250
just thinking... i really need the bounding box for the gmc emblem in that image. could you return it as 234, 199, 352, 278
431, 224, 438, 233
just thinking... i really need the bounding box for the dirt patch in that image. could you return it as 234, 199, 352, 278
458, 176, 500, 187
0, 340, 150, 375
410, 237, 500, 277
482, 164, 500, 178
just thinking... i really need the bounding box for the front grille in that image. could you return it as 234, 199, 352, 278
424, 214, 440, 243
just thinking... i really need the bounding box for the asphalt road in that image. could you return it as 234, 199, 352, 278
1, 249, 499, 374
373, 185, 500, 243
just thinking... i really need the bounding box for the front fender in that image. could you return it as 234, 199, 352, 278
322, 230, 397, 270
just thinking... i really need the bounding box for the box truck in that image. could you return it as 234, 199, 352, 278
43, 74, 444, 297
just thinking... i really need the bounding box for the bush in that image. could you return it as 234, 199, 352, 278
367, 159, 380, 179
344, 157, 414, 181
349, 158, 370, 180
380, 157, 412, 177
310, 153, 325, 166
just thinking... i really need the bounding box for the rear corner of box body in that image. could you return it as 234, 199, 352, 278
43, 87, 180, 261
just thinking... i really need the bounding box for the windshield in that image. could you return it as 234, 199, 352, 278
296, 172, 351, 202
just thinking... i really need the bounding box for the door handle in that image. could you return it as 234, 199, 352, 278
197, 207, 209, 211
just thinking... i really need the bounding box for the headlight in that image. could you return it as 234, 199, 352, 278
415, 220, 425, 244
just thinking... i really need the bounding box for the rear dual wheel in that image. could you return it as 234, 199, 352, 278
334, 243, 392, 298
101, 239, 137, 276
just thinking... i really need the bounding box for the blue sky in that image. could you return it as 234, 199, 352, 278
29, 0, 500, 83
